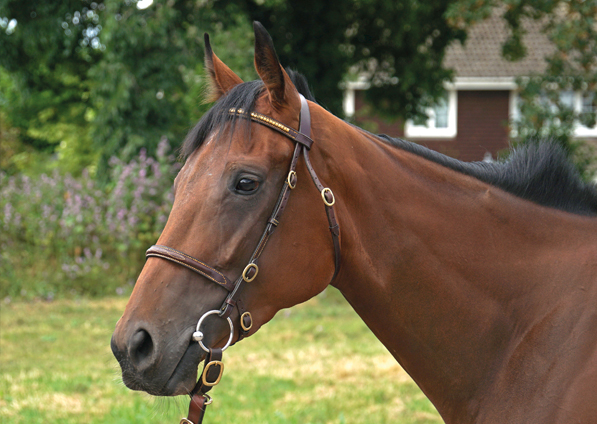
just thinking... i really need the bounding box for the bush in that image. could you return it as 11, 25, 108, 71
0, 138, 180, 300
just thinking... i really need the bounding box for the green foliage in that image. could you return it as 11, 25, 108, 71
228, 0, 466, 119
1, 0, 471, 178
0, 292, 441, 423
90, 1, 198, 177
0, 0, 251, 177
0, 0, 102, 175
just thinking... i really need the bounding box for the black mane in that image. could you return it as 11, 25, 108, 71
378, 134, 597, 216
182, 71, 597, 217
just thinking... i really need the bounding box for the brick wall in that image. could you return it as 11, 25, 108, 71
353, 90, 511, 162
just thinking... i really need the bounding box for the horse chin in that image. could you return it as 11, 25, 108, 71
159, 342, 206, 396
120, 341, 206, 397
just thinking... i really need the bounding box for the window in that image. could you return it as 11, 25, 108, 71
582, 93, 595, 115
434, 96, 449, 128
405, 91, 457, 138
510, 91, 597, 138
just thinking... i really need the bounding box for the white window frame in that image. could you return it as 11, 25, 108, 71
342, 79, 370, 119
404, 90, 458, 138
576, 92, 597, 137
510, 91, 597, 138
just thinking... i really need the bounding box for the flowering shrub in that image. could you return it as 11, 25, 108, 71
0, 138, 180, 299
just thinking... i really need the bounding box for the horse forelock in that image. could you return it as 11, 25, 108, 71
181, 69, 316, 159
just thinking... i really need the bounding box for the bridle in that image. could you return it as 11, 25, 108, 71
144, 94, 341, 424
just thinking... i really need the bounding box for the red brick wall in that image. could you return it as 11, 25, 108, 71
353, 90, 511, 162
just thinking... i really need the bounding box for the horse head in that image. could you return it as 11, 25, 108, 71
111, 22, 338, 397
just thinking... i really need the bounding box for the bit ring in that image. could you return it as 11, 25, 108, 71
195, 310, 234, 353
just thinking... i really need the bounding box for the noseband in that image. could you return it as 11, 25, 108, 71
145, 95, 341, 424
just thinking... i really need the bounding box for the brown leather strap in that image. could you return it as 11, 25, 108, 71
185, 394, 207, 424
297, 95, 340, 279
146, 245, 235, 291
302, 146, 341, 280
219, 141, 305, 319
230, 95, 341, 282
229, 108, 314, 150
193, 348, 223, 395
184, 348, 223, 424
235, 298, 252, 342
221, 96, 342, 320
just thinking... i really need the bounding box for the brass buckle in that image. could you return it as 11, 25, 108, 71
242, 263, 259, 282
202, 360, 224, 387
286, 170, 297, 189
321, 188, 335, 206
241, 311, 253, 331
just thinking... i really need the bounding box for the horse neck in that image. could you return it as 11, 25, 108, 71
307, 104, 595, 421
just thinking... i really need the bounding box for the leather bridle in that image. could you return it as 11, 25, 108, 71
144, 95, 341, 424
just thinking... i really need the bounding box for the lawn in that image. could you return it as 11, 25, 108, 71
0, 288, 441, 423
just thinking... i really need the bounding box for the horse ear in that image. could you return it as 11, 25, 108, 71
204, 33, 244, 102
253, 21, 298, 109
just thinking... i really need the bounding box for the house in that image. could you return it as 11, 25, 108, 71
343, 12, 597, 162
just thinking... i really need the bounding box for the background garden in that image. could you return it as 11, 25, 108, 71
1, 0, 596, 422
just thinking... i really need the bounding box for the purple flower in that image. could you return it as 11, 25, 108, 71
3, 203, 12, 226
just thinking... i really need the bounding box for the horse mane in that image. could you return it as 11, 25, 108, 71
182, 70, 597, 217
377, 134, 597, 217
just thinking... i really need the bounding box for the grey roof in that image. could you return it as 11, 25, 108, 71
444, 11, 554, 78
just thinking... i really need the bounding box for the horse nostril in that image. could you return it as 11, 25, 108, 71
129, 329, 155, 369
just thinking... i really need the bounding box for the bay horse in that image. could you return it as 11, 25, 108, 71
111, 22, 597, 424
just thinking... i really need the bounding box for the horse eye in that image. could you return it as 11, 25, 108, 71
235, 178, 259, 193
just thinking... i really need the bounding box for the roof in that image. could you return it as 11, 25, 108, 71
443, 11, 554, 78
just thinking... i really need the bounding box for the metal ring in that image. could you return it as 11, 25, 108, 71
240, 311, 253, 331
286, 170, 297, 189
203, 394, 213, 405
201, 360, 224, 387
321, 188, 335, 206
195, 310, 234, 353
242, 263, 259, 282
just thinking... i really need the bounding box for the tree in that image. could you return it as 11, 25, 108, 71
0, 1, 103, 174
2, 0, 469, 176
216, 0, 466, 119
0, 0, 257, 176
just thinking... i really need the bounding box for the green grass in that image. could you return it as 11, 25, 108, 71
0, 288, 441, 423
